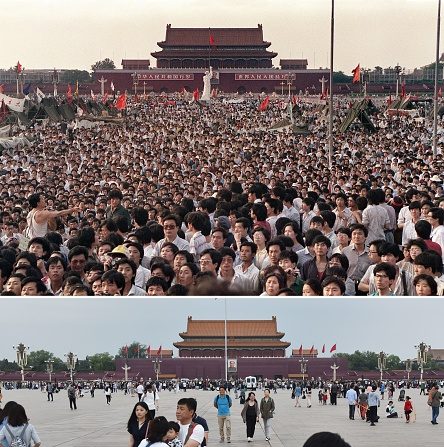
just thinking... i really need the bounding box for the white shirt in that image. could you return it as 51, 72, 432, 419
142, 390, 159, 410
234, 263, 260, 292
135, 265, 151, 289
154, 235, 190, 256
178, 422, 205, 447
431, 225, 444, 265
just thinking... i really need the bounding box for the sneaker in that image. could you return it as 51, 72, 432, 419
265, 437, 270, 441
227, 440, 231, 444
247, 438, 251, 442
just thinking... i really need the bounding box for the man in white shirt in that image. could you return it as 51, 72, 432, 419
154, 214, 190, 256
234, 241, 260, 293
177, 398, 205, 447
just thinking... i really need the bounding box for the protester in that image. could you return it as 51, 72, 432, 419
0, 94, 442, 296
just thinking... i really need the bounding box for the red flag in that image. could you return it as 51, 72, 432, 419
66, 84, 73, 103
116, 92, 127, 110
193, 88, 199, 101
298, 344, 303, 355
439, 87, 442, 98
322, 344, 325, 354
209, 34, 215, 46
352, 64, 360, 83
258, 95, 270, 111
401, 81, 406, 98
146, 345, 151, 357
102, 92, 109, 104
122, 345, 128, 356
16, 61, 22, 74
211, 88, 217, 98
330, 344, 337, 353
309, 345, 314, 355
157, 346, 162, 356
137, 344, 140, 354
387, 94, 392, 106
291, 95, 297, 105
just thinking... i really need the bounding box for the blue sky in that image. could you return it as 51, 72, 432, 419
1, 0, 440, 72
0, 298, 441, 361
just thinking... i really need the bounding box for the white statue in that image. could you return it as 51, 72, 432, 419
201, 66, 213, 102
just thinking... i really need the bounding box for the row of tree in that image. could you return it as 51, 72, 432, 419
334, 350, 439, 371
0, 347, 440, 373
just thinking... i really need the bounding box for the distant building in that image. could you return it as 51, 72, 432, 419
291, 349, 318, 359
429, 349, 444, 366
122, 59, 150, 70
174, 316, 290, 358
280, 59, 308, 70
151, 24, 277, 69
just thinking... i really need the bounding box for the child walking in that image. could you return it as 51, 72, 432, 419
404, 396, 413, 423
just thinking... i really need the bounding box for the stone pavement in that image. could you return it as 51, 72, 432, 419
0, 387, 442, 446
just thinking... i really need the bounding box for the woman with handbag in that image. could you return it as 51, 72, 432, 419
241, 392, 259, 442
259, 389, 275, 442
127, 402, 152, 447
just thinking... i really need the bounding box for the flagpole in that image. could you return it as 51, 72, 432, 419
328, 0, 334, 170
208, 27, 211, 70
433, 0, 441, 157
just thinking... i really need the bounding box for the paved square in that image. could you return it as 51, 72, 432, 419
0, 387, 442, 446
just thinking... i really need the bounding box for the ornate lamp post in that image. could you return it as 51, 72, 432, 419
13, 343, 29, 383
52, 68, 59, 96
299, 358, 308, 383
377, 351, 387, 382
143, 81, 147, 97
45, 359, 54, 382
286, 73, 294, 97
280, 81, 285, 96
415, 342, 430, 383
131, 72, 139, 95
405, 359, 412, 383
152, 357, 162, 382
65, 352, 77, 383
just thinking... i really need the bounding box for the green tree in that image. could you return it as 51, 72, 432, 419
61, 70, 91, 84
333, 71, 352, 83
118, 342, 148, 359
27, 350, 64, 372
91, 58, 116, 71
0, 358, 20, 371
88, 353, 115, 371
386, 355, 402, 370
77, 358, 91, 371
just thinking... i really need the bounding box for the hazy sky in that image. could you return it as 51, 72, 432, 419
0, 0, 440, 73
0, 298, 441, 362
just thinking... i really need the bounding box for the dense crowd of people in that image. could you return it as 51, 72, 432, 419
0, 94, 443, 295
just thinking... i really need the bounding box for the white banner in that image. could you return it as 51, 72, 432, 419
36, 87, 45, 103
0, 93, 25, 112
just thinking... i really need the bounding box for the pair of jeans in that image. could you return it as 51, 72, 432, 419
69, 397, 77, 410
432, 406, 440, 423
263, 418, 272, 438
349, 404, 355, 419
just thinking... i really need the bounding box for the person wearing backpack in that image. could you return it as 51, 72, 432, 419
176, 398, 204, 447
0, 403, 41, 447
213, 386, 232, 443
